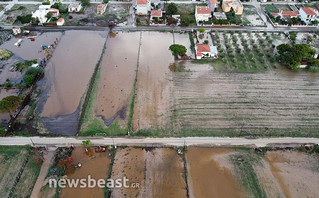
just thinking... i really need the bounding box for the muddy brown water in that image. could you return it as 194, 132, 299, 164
36, 31, 107, 135
133, 31, 174, 130
186, 147, 245, 198
60, 147, 112, 198
94, 32, 140, 127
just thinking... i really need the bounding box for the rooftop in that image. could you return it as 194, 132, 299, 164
151, 9, 162, 17
301, 7, 317, 16
137, 0, 148, 5
196, 6, 211, 15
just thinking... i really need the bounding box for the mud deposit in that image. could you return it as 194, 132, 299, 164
94, 32, 140, 127
110, 147, 145, 198
264, 150, 319, 198
37, 30, 107, 135
60, 147, 111, 198
186, 147, 245, 198
133, 32, 174, 131
0, 88, 19, 123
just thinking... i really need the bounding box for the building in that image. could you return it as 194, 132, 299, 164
196, 44, 218, 59
68, 2, 82, 13
299, 7, 318, 24
214, 12, 227, 20
12, 27, 21, 35
222, 0, 243, 15
32, 5, 51, 24
48, 8, 60, 17
195, 6, 212, 23
57, 18, 65, 26
207, 0, 218, 12
150, 9, 162, 21
97, 3, 107, 15
135, 0, 150, 15
271, 10, 299, 19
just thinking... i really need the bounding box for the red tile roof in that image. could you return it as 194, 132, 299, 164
301, 7, 317, 16
196, 44, 211, 56
97, 4, 105, 11
48, 8, 59, 13
196, 6, 211, 14
57, 18, 64, 23
209, 0, 218, 4
281, 10, 299, 18
151, 9, 162, 17
271, 13, 279, 17
137, 0, 148, 5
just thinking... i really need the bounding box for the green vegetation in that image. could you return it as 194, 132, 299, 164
17, 14, 32, 24
0, 49, 13, 60
181, 14, 195, 26
166, 3, 178, 15
277, 43, 315, 70
230, 153, 267, 198
15, 59, 37, 72
0, 95, 21, 117
82, 140, 92, 146
51, 2, 68, 14
264, 4, 279, 13
80, 0, 90, 7
226, 8, 242, 25
169, 44, 187, 58
23, 74, 35, 87
188, 32, 195, 53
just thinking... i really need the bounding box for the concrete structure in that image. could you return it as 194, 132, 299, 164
222, 0, 243, 15
135, 0, 151, 15
299, 7, 318, 24
196, 44, 217, 59
214, 12, 227, 20
32, 5, 51, 24
195, 6, 212, 23
68, 2, 82, 13
207, 0, 218, 12
150, 9, 162, 21
97, 3, 107, 15
56, 18, 65, 26
48, 8, 59, 17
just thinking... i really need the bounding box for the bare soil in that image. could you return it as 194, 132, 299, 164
60, 147, 112, 198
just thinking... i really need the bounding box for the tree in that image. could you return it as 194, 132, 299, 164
103, 0, 109, 4
26, 67, 43, 76
80, 0, 90, 6
166, 3, 178, 15
0, 96, 21, 117
181, 14, 195, 26
82, 140, 92, 147
199, 28, 205, 33
23, 74, 35, 88
169, 44, 187, 58
204, 40, 209, 44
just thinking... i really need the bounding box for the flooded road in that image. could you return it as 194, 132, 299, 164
186, 147, 245, 198
37, 30, 107, 135
94, 32, 140, 127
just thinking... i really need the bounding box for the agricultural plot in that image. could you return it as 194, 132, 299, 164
242, 6, 266, 26
80, 32, 141, 136
35, 30, 107, 135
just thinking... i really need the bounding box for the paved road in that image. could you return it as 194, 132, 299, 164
0, 136, 318, 147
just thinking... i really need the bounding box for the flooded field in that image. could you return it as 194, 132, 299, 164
94, 32, 140, 128
110, 147, 145, 198
186, 147, 245, 198
36, 30, 107, 135
60, 147, 112, 198
170, 62, 319, 136
133, 32, 174, 131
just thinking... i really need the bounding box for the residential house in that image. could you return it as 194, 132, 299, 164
48, 8, 59, 17
32, 5, 51, 24
195, 6, 212, 23
207, 0, 218, 12
68, 2, 82, 13
222, 0, 243, 15
299, 7, 318, 24
271, 10, 299, 20
57, 18, 65, 26
97, 3, 107, 15
12, 27, 21, 35
150, 9, 162, 21
135, 0, 150, 15
196, 44, 218, 59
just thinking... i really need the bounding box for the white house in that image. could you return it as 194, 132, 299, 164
195, 6, 212, 23
97, 3, 107, 15
68, 2, 82, 13
32, 5, 51, 24
207, 0, 218, 12
135, 0, 150, 15
299, 7, 318, 24
12, 27, 21, 35
196, 44, 217, 59
56, 18, 65, 26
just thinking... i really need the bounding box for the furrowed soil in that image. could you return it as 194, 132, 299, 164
60, 147, 112, 198
133, 31, 174, 131
110, 147, 145, 198
186, 147, 245, 198
94, 32, 140, 128
172, 62, 319, 137
144, 148, 186, 198
264, 150, 319, 198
